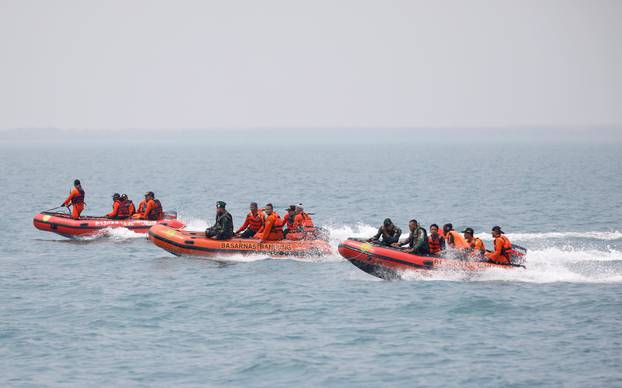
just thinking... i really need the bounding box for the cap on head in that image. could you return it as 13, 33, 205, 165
462, 227, 474, 235
121, 194, 128, 200
112, 193, 120, 199
216, 201, 226, 209
383, 218, 393, 226
145, 191, 154, 198
74, 179, 81, 186
492, 226, 504, 234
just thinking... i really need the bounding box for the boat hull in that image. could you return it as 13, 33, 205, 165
338, 239, 522, 280
148, 224, 332, 258
33, 212, 183, 237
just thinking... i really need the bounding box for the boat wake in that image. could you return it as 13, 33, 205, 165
325, 223, 622, 284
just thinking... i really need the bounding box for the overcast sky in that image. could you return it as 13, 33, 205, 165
1, 0, 620, 131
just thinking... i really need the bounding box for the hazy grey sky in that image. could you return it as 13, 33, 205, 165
1, 0, 620, 130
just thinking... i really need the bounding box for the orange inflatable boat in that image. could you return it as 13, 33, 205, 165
148, 223, 332, 257
33, 211, 184, 238
338, 238, 526, 280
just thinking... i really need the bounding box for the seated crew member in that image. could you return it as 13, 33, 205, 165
443, 223, 468, 249
206, 201, 234, 240
235, 202, 265, 239
62, 179, 85, 219
368, 218, 402, 246
138, 191, 163, 220
133, 194, 148, 218
463, 227, 486, 259
392, 219, 429, 255
485, 226, 514, 265
282, 205, 296, 237
106, 193, 121, 218
428, 224, 446, 256
120, 194, 136, 217
254, 203, 284, 241
293, 203, 314, 230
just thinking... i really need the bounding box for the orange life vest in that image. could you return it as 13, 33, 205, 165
245, 211, 265, 231
294, 212, 314, 230
496, 235, 514, 260
282, 213, 295, 229
428, 235, 444, 255
71, 187, 85, 204
447, 230, 468, 249
146, 199, 163, 220
117, 200, 133, 218
137, 200, 147, 214
467, 237, 485, 255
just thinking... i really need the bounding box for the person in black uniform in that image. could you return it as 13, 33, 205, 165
206, 201, 234, 240
368, 218, 402, 246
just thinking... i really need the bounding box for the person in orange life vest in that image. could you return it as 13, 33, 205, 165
485, 226, 513, 265
62, 179, 85, 219
443, 223, 468, 249
293, 203, 314, 230
254, 203, 284, 241
132, 193, 149, 218
463, 227, 486, 259
106, 193, 122, 218
138, 191, 163, 220
283, 205, 304, 240
120, 194, 136, 217
428, 224, 446, 256
235, 202, 265, 239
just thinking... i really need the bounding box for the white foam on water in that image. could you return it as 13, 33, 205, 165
397, 246, 622, 284
103, 227, 147, 240
475, 230, 622, 241
325, 223, 622, 284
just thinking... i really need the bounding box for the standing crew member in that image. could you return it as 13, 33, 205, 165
62, 179, 85, 219
443, 223, 468, 249
255, 203, 284, 241
206, 201, 234, 240
463, 227, 486, 259
368, 218, 402, 246
235, 202, 265, 239
393, 219, 429, 255
138, 191, 163, 220
106, 193, 121, 219
428, 224, 446, 256
485, 226, 514, 265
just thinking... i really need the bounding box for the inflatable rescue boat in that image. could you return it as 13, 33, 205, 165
148, 223, 332, 258
338, 238, 526, 280
33, 211, 184, 238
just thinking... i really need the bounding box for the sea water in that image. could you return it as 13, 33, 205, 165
1, 139, 621, 386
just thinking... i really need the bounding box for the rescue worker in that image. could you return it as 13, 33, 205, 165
463, 227, 486, 259
368, 218, 402, 246
393, 219, 429, 255
137, 191, 163, 220
120, 194, 136, 217
293, 203, 314, 231
106, 193, 122, 219
255, 203, 284, 241
443, 223, 468, 249
206, 201, 234, 240
282, 205, 297, 237
134, 194, 148, 217
62, 179, 85, 219
485, 226, 514, 265
235, 202, 265, 239
428, 224, 446, 256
